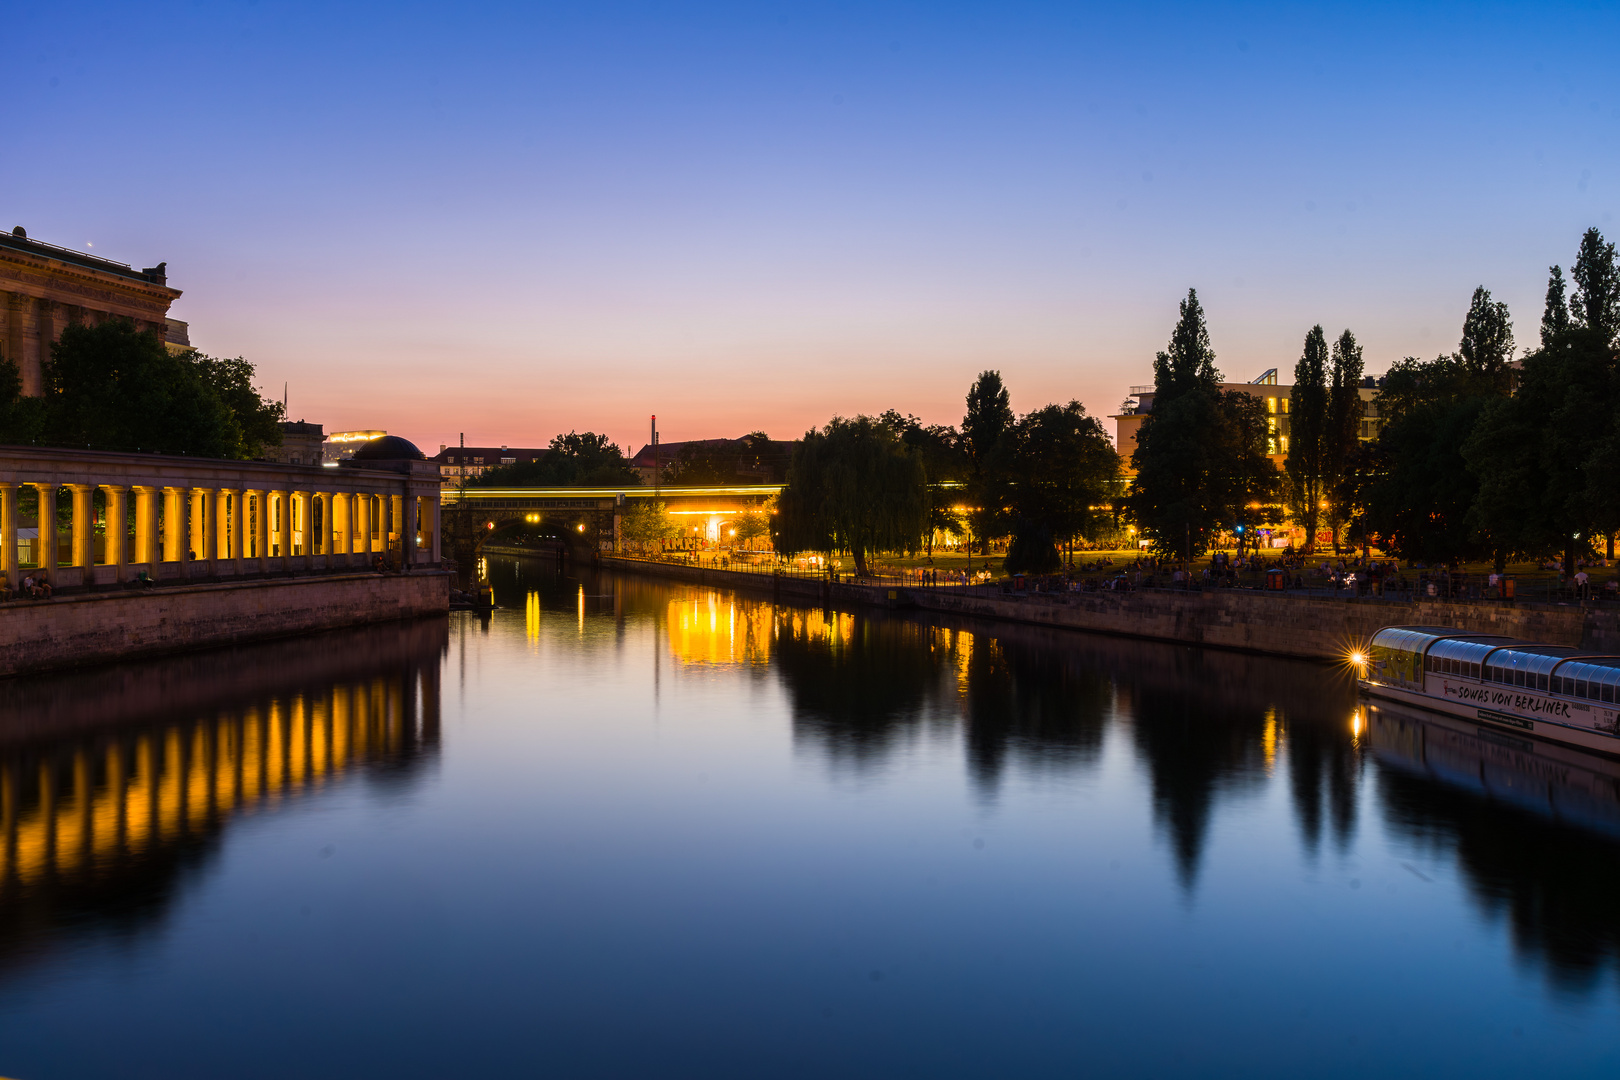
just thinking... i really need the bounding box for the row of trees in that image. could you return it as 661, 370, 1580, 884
775, 377, 1120, 575
0, 320, 285, 458
1373, 227, 1620, 570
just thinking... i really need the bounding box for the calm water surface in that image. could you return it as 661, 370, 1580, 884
2, 557, 1620, 1078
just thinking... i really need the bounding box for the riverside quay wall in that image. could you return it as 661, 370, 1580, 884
594, 557, 1620, 662
0, 444, 449, 676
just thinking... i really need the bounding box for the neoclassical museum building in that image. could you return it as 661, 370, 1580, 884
0, 225, 190, 396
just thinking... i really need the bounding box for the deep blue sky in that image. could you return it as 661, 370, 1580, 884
6, 1, 1617, 450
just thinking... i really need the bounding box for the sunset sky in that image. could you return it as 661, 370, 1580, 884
7, 1, 1618, 454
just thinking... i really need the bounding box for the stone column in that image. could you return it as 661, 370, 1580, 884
5, 294, 31, 396
213, 490, 231, 566
253, 491, 270, 572
35, 483, 58, 576
276, 491, 293, 565
355, 491, 372, 564
229, 490, 246, 574
164, 486, 190, 570
294, 491, 313, 569
103, 485, 129, 582
0, 482, 15, 588
333, 490, 350, 560
376, 495, 390, 564
401, 490, 419, 570
188, 489, 206, 564
427, 494, 441, 563
312, 491, 329, 564
69, 484, 95, 569
25, 299, 50, 397
201, 487, 219, 576
133, 486, 159, 569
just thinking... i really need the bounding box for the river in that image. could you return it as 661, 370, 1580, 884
1, 556, 1618, 1078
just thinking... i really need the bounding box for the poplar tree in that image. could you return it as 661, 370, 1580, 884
961, 371, 1015, 552
1129, 289, 1276, 559
1458, 286, 1514, 390
1324, 329, 1366, 548
1571, 227, 1620, 345
1541, 266, 1571, 347
1285, 326, 1329, 551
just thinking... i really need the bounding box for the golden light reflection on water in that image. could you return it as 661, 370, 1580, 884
1262, 708, 1279, 773
666, 592, 775, 666
526, 591, 541, 645
0, 674, 427, 894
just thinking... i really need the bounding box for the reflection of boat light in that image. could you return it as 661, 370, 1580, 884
1367, 698, 1620, 840
1360, 625, 1620, 755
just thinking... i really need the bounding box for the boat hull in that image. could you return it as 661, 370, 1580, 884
1359, 678, 1620, 758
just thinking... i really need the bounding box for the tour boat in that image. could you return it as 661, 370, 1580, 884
1358, 625, 1620, 756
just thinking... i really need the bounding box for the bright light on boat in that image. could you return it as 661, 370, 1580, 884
1349, 650, 1367, 667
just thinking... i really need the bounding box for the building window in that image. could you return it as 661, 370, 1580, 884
502, 457, 516, 464
1280, 398, 1290, 414
475, 457, 484, 464
1279, 435, 1289, 453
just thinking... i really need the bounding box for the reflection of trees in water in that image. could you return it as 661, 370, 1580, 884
1285, 704, 1363, 858
774, 609, 956, 766
774, 601, 1361, 888
0, 618, 447, 981
958, 633, 1111, 797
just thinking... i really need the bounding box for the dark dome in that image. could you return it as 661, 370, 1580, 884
349, 435, 425, 461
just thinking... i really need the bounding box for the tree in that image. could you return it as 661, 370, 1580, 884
1129, 289, 1277, 559
776, 415, 927, 577
16, 319, 282, 459
474, 431, 640, 487
1365, 357, 1493, 564
880, 409, 966, 556
1285, 326, 1329, 551
733, 507, 772, 547
1466, 327, 1615, 572
620, 499, 681, 552
1324, 329, 1366, 548
961, 371, 1015, 551
997, 401, 1120, 572
1571, 227, 1620, 345
1541, 265, 1571, 347
1457, 287, 1514, 391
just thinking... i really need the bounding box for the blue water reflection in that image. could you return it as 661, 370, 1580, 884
0, 557, 1617, 1078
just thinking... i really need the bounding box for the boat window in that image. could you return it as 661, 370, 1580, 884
1577, 679, 1590, 697
1514, 669, 1526, 687
1469, 663, 1480, 679
1538, 673, 1549, 691
1604, 683, 1615, 704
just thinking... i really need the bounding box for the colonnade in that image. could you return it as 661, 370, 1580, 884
0, 447, 442, 590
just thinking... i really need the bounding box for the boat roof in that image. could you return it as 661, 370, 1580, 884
1370, 625, 1620, 669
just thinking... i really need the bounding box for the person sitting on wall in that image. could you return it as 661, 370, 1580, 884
0, 574, 11, 601
33, 572, 52, 599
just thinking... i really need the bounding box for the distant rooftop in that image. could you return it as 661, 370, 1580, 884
0, 225, 171, 286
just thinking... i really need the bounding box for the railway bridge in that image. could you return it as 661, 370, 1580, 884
440, 484, 782, 553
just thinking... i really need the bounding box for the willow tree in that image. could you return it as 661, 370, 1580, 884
777, 415, 927, 576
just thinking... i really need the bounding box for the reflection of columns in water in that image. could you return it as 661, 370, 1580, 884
0, 664, 436, 893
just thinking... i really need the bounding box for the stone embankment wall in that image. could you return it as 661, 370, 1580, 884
0, 572, 450, 677
596, 557, 1620, 662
